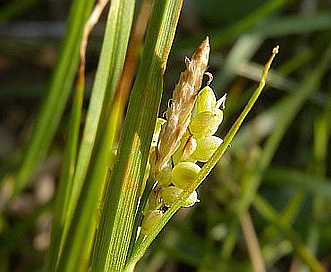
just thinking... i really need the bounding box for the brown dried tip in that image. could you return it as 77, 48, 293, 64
154, 37, 210, 175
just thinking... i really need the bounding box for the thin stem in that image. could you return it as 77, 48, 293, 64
239, 211, 266, 272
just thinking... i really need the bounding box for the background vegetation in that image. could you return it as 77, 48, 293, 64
0, 0, 331, 271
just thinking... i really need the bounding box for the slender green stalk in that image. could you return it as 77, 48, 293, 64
91, 1, 183, 271
227, 43, 331, 272
125, 46, 279, 270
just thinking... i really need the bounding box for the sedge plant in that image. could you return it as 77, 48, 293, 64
2, 0, 279, 271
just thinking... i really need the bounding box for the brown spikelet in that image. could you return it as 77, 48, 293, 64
154, 37, 210, 174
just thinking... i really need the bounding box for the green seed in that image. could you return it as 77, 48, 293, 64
195, 86, 217, 115
171, 162, 201, 190
192, 136, 223, 162
161, 186, 183, 206
189, 109, 223, 139
161, 186, 199, 207
141, 210, 163, 235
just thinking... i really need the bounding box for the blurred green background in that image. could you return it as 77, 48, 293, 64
1, 0, 331, 271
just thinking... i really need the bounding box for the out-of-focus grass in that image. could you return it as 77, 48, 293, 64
0, 0, 41, 22
1, 0, 331, 271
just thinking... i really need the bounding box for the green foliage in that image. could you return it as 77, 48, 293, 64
1, 0, 331, 271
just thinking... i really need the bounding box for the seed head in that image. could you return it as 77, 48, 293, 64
154, 37, 210, 174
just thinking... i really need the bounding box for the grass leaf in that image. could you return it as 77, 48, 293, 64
91, 1, 184, 271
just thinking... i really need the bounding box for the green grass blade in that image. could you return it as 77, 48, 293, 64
10, 0, 95, 196
55, 0, 136, 271
91, 1, 183, 271
266, 167, 331, 200
213, 0, 291, 47
63, 0, 135, 230
46, 78, 84, 270
177, 0, 291, 50
248, 12, 331, 37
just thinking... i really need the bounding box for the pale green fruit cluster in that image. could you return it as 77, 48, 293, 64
141, 86, 225, 235
157, 85, 224, 205
176, 86, 224, 163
